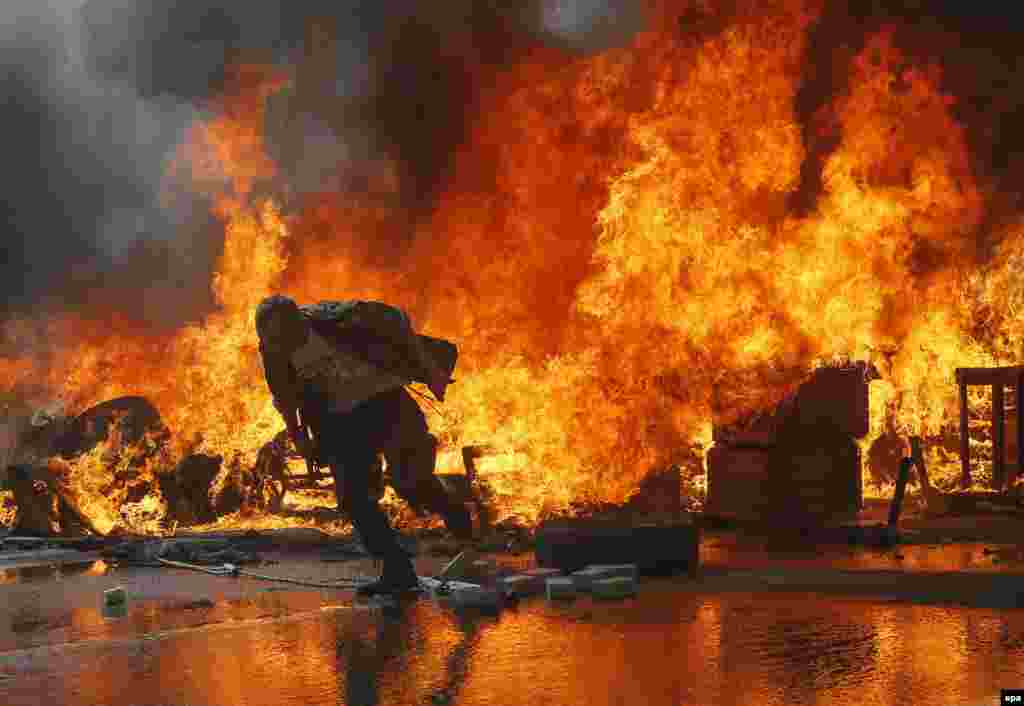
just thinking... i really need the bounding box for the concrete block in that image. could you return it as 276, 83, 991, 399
524, 567, 563, 580
497, 574, 543, 598
419, 576, 481, 593
104, 586, 127, 606
445, 585, 503, 612
571, 564, 638, 591
592, 576, 637, 600
546, 577, 576, 601
469, 559, 494, 579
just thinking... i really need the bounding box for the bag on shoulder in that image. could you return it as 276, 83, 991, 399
300, 300, 458, 385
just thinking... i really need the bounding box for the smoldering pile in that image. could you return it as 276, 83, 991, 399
0, 395, 286, 537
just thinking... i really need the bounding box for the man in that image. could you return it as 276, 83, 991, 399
255, 294, 474, 596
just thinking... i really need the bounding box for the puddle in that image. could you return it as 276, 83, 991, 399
702, 535, 1022, 573
0, 544, 1022, 705
0, 583, 1019, 706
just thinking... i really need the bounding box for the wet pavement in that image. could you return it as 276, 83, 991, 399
0, 540, 1022, 706
703, 534, 1024, 574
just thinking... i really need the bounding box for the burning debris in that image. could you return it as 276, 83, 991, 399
706, 362, 874, 525
101, 537, 259, 567
0, 394, 277, 537
5, 2, 1024, 539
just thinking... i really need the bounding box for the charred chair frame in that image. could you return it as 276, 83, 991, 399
954, 366, 1024, 490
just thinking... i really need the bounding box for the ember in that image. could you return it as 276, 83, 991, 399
2, 1, 1024, 533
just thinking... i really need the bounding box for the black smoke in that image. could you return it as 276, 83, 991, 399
788, 0, 1024, 227
1, 0, 221, 333
1, 0, 646, 340
8, 0, 1016, 346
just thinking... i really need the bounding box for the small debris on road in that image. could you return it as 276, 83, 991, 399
592, 575, 638, 600
104, 586, 127, 606
546, 577, 576, 601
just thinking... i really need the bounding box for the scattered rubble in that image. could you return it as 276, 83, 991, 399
592, 576, 637, 600
6, 464, 61, 535
103, 586, 127, 606
497, 568, 562, 598
100, 538, 260, 566
570, 564, 638, 591
440, 585, 504, 612
210, 459, 284, 517
545, 577, 576, 600
157, 454, 222, 525
497, 574, 541, 598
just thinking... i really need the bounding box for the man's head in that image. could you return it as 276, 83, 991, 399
255, 295, 308, 354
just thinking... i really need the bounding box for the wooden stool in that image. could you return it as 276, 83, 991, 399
954, 366, 1024, 490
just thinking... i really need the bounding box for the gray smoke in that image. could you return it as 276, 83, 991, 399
540, 0, 645, 51
0, 0, 649, 340
0, 0, 223, 332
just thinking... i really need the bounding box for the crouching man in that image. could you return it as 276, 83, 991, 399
255, 295, 474, 596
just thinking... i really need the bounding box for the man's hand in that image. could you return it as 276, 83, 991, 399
428, 371, 450, 402
291, 432, 314, 461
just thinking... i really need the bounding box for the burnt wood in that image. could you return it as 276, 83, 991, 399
960, 381, 970, 488
955, 367, 1024, 490
1018, 382, 1024, 487
887, 457, 913, 529
955, 366, 1024, 386
994, 384, 1006, 490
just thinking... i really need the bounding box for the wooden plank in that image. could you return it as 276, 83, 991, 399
955, 366, 1024, 386
959, 382, 971, 489
993, 384, 1006, 490
910, 436, 948, 515
887, 457, 913, 529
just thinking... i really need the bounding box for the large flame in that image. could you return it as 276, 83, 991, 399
2, 2, 1022, 527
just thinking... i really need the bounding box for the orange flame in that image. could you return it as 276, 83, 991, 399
1, 4, 1021, 527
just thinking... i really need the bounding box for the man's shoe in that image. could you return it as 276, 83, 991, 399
356, 575, 422, 597
356, 560, 422, 597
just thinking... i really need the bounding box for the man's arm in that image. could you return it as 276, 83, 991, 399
393, 311, 450, 401
259, 344, 312, 455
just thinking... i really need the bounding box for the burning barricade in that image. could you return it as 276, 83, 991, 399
0, 395, 285, 537
706, 362, 876, 526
